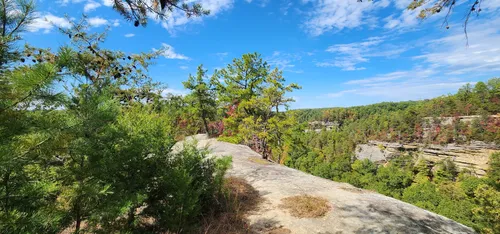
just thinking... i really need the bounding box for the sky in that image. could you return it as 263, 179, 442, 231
22, 0, 500, 109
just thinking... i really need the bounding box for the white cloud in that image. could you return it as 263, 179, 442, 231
267, 51, 303, 73
155, 43, 190, 60
87, 17, 119, 27
58, 0, 86, 5
482, 0, 500, 11
215, 52, 229, 60
393, 0, 413, 9
281, 0, 293, 16
161, 88, 188, 97
160, 0, 234, 34
323, 18, 500, 102
88, 17, 108, 27
245, 0, 269, 7
84, 1, 101, 12
180, 66, 189, 70
383, 1, 433, 30
111, 19, 120, 27
414, 19, 500, 76
102, 0, 114, 7
28, 13, 71, 33
326, 81, 471, 100
125, 33, 135, 37
302, 0, 391, 36
324, 66, 469, 101
345, 68, 436, 86
318, 36, 407, 71
327, 89, 357, 98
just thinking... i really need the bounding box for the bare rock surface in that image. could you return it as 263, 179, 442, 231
175, 135, 475, 234
356, 141, 498, 176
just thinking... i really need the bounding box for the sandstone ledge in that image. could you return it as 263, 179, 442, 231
176, 135, 475, 234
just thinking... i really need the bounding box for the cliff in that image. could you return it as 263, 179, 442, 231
356, 140, 499, 176
175, 135, 475, 234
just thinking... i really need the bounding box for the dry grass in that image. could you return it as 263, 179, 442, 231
201, 177, 263, 234
248, 157, 272, 165
279, 195, 331, 218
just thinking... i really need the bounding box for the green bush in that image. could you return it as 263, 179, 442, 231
218, 135, 243, 144
143, 145, 232, 232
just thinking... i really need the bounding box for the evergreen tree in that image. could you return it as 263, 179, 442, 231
183, 65, 218, 134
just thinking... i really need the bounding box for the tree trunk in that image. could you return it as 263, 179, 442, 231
127, 206, 135, 228
3, 170, 11, 211
75, 202, 81, 233
202, 116, 209, 135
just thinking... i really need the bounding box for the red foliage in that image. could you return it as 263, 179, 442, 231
225, 102, 239, 117
208, 120, 225, 137
485, 117, 500, 133
414, 123, 423, 141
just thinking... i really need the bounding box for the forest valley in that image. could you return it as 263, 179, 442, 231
1, 1, 500, 234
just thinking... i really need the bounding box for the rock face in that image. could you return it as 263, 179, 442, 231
356, 140, 499, 176
176, 135, 475, 234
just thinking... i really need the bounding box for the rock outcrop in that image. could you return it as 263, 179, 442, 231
176, 135, 475, 234
356, 140, 499, 176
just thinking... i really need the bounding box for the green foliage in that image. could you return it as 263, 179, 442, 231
143, 145, 231, 232
183, 65, 218, 134
403, 181, 442, 210
488, 152, 500, 190
472, 184, 500, 233
294, 78, 500, 144
0, 11, 231, 233
218, 135, 243, 144
285, 102, 499, 233
434, 158, 459, 183
110, 0, 209, 27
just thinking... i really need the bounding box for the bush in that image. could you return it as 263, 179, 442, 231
143, 145, 232, 233
218, 135, 243, 144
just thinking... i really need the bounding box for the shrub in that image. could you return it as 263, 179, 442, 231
142, 145, 232, 233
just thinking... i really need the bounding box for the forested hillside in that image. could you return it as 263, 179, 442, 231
292, 81, 500, 144
283, 80, 500, 232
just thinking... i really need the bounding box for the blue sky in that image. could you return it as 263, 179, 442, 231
23, 0, 500, 108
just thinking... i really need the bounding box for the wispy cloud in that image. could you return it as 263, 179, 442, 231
302, 0, 391, 36
317, 36, 408, 71
414, 19, 500, 75
215, 52, 229, 60
124, 33, 135, 38
28, 13, 71, 33
160, 0, 234, 34
267, 51, 303, 73
88, 17, 108, 27
84, 1, 101, 12
326, 81, 471, 100
155, 43, 190, 60
180, 66, 189, 70
102, 0, 114, 7
324, 65, 470, 101
161, 88, 189, 97
322, 17, 500, 103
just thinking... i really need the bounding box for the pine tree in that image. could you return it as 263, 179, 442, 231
110, 0, 209, 27
183, 65, 218, 134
